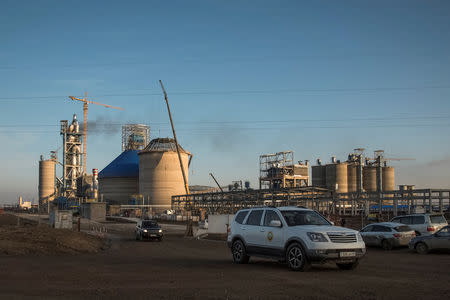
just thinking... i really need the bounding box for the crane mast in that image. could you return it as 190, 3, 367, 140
68, 92, 124, 175
159, 80, 190, 195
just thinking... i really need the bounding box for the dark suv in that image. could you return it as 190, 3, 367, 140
136, 220, 163, 241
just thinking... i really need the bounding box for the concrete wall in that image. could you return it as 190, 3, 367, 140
208, 214, 235, 234
49, 210, 73, 229
81, 202, 106, 222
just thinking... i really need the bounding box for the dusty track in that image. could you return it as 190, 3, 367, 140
0, 221, 449, 299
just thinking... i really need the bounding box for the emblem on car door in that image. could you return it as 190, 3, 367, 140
267, 231, 273, 241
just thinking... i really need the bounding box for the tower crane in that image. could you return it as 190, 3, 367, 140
371, 150, 415, 166
68, 92, 124, 174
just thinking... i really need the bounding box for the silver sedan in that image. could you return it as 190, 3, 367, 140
360, 222, 416, 250
409, 225, 450, 254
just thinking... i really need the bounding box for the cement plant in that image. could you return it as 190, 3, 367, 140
2, 2, 450, 299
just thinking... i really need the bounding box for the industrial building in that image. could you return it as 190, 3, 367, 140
259, 151, 309, 189
172, 148, 449, 218
35, 99, 447, 221
98, 150, 140, 205
138, 138, 192, 212
99, 124, 150, 205
311, 149, 396, 194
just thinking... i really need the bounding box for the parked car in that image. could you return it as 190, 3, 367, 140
135, 220, 163, 241
360, 222, 415, 250
390, 214, 448, 236
227, 206, 366, 271
409, 225, 450, 254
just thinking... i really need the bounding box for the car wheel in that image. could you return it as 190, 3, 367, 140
286, 243, 310, 271
158, 236, 163, 242
337, 260, 359, 270
231, 240, 250, 264
381, 239, 393, 250
415, 242, 428, 254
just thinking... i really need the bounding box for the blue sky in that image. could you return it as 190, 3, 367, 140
1, 0, 450, 204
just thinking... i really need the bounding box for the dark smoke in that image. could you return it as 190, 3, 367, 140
79, 115, 122, 135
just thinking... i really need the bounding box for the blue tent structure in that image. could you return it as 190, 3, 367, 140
99, 150, 139, 179
98, 150, 140, 205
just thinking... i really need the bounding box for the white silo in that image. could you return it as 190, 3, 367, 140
138, 138, 191, 211
38, 156, 56, 210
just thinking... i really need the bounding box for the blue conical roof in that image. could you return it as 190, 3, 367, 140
99, 150, 139, 178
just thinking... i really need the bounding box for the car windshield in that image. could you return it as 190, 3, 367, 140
142, 221, 159, 228
281, 210, 331, 226
394, 225, 412, 232
430, 215, 447, 224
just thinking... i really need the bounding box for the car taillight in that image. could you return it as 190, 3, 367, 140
427, 226, 435, 232
393, 233, 402, 238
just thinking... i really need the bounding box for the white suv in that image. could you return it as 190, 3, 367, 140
390, 214, 448, 236
227, 206, 366, 271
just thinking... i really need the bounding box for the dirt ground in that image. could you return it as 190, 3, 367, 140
0, 214, 106, 255
0, 217, 449, 299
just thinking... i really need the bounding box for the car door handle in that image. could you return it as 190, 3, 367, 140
241, 227, 246, 230
260, 229, 265, 232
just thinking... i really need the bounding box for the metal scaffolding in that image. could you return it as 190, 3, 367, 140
122, 124, 150, 151
60, 115, 83, 198
259, 151, 309, 190
172, 187, 450, 216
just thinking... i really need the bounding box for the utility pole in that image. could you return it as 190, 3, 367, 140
159, 80, 190, 195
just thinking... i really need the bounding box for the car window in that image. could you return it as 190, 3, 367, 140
372, 225, 391, 232
430, 215, 447, 224
246, 210, 263, 226
361, 225, 373, 232
394, 217, 411, 225
437, 227, 450, 237
411, 216, 425, 224
281, 210, 330, 226
394, 225, 412, 232
235, 211, 249, 224
264, 210, 281, 226
142, 221, 158, 228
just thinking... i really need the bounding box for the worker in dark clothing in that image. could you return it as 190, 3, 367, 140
340, 218, 346, 227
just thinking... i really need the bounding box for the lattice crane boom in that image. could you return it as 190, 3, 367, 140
68, 92, 124, 174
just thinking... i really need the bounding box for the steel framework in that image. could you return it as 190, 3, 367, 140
259, 151, 309, 189
122, 124, 150, 151
172, 187, 450, 216
60, 115, 83, 198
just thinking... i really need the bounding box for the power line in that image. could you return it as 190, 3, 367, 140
1, 85, 450, 101
2, 123, 450, 134
0, 114, 450, 128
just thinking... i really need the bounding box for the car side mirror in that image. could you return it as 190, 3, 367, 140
269, 220, 282, 227
330, 221, 335, 226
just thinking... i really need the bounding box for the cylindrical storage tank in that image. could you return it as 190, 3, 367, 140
347, 163, 358, 192
311, 165, 326, 187
363, 166, 377, 192
39, 159, 55, 207
98, 150, 140, 205
325, 163, 348, 193
139, 138, 190, 211
382, 166, 395, 192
